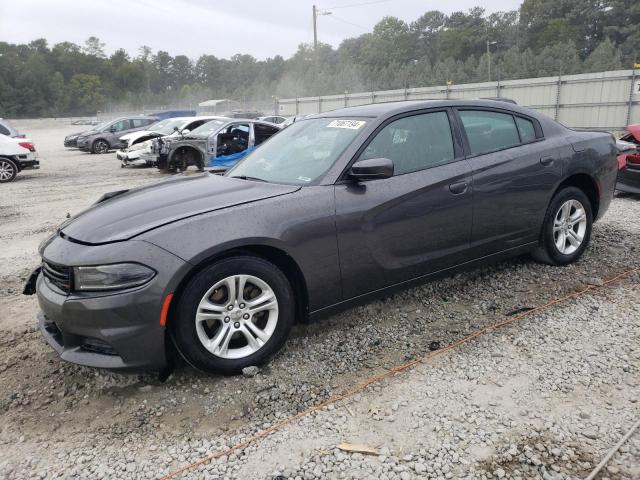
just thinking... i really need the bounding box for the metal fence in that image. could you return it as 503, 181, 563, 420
277, 69, 640, 132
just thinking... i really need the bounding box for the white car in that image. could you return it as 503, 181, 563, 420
0, 135, 39, 183
117, 116, 228, 167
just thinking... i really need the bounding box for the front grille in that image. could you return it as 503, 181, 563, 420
42, 261, 72, 294
80, 337, 118, 356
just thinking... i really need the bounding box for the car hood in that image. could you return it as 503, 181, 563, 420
60, 174, 300, 245
120, 130, 165, 143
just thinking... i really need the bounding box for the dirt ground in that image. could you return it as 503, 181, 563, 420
0, 119, 638, 479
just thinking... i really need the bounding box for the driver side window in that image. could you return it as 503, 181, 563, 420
110, 120, 130, 132
360, 111, 455, 175
216, 124, 249, 157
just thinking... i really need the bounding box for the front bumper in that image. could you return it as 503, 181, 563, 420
64, 138, 78, 148
617, 165, 640, 194
35, 235, 189, 371
76, 139, 90, 151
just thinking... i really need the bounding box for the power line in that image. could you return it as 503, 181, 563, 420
326, 14, 369, 31
325, 0, 392, 10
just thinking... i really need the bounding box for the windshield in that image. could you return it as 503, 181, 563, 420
188, 120, 226, 137
227, 118, 367, 185
148, 118, 187, 134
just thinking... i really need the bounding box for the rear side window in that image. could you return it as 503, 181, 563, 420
131, 118, 152, 128
0, 123, 9, 136
360, 111, 455, 175
459, 110, 520, 156
516, 116, 536, 143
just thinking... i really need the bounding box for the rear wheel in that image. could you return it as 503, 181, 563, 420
173, 256, 295, 374
0, 158, 18, 183
532, 186, 592, 265
91, 139, 110, 154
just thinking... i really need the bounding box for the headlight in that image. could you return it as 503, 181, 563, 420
74, 263, 156, 291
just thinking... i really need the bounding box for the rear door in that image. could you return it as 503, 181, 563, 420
456, 108, 563, 256
334, 109, 474, 299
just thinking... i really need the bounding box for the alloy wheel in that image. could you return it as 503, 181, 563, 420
94, 140, 109, 154
195, 274, 279, 359
0, 160, 15, 182
553, 199, 587, 255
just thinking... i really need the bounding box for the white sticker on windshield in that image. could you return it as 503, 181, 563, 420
327, 120, 366, 130
297, 176, 312, 182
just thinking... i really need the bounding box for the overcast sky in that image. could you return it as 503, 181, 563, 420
1, 0, 522, 60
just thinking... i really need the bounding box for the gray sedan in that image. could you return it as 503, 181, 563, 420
76, 116, 158, 154
29, 100, 617, 374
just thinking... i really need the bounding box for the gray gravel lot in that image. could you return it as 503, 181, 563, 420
0, 119, 638, 479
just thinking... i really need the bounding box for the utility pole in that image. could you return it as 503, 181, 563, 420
312, 5, 331, 95
313, 5, 318, 52
487, 40, 497, 82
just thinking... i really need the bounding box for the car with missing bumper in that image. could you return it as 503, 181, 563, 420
616, 124, 640, 194
145, 118, 281, 172
27, 100, 617, 374
76, 116, 158, 154
0, 135, 40, 183
116, 116, 227, 167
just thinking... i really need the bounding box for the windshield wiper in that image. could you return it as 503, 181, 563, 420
230, 175, 267, 182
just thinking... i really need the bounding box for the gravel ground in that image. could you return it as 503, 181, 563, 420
0, 119, 638, 479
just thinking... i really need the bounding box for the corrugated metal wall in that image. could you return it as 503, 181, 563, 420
277, 69, 640, 132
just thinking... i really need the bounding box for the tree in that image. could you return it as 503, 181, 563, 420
69, 74, 105, 114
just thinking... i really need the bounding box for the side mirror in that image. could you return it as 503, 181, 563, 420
173, 126, 179, 131
349, 158, 394, 180
181, 129, 190, 135
109, 126, 117, 133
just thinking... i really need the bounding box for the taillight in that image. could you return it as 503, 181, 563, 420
18, 141, 35, 152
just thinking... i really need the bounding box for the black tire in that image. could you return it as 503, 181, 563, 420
172, 256, 295, 374
91, 139, 110, 154
532, 186, 593, 265
0, 157, 18, 183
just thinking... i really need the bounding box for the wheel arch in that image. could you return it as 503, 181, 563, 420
166, 243, 310, 332
553, 173, 600, 220
168, 145, 204, 167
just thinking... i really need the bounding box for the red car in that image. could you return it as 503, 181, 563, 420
617, 124, 640, 194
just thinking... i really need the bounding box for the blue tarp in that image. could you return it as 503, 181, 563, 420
207, 146, 254, 168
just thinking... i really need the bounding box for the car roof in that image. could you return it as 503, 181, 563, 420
313, 99, 535, 119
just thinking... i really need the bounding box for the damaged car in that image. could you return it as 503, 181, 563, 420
116, 116, 227, 167
149, 119, 281, 172
616, 124, 640, 194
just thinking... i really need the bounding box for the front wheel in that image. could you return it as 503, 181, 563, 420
0, 158, 18, 183
91, 139, 110, 154
172, 256, 295, 374
532, 186, 592, 265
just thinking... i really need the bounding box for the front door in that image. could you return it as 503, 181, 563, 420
208, 123, 251, 169
334, 110, 474, 299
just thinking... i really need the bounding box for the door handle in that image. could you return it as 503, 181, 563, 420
449, 181, 468, 195
540, 156, 554, 166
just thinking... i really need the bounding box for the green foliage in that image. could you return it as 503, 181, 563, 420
0, 3, 638, 118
